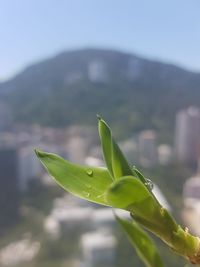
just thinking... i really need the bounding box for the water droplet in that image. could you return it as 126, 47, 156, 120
132, 165, 136, 169
83, 191, 90, 197
145, 179, 154, 191
184, 227, 189, 233
86, 169, 93, 176
87, 185, 92, 189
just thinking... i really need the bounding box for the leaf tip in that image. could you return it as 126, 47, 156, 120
34, 149, 45, 158
97, 116, 110, 130
96, 114, 102, 121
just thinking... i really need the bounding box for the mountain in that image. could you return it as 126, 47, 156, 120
1, 48, 200, 140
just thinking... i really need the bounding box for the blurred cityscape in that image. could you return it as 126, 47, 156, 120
1, 77, 200, 267
1, 0, 200, 265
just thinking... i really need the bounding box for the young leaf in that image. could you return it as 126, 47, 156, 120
106, 177, 180, 249
106, 176, 151, 209
112, 140, 133, 179
116, 216, 164, 267
97, 116, 136, 180
106, 176, 162, 224
35, 149, 113, 205
133, 166, 147, 184
97, 115, 114, 178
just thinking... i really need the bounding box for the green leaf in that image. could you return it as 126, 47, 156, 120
107, 176, 179, 246
116, 216, 164, 267
106, 176, 150, 208
131, 212, 177, 247
132, 167, 147, 184
97, 115, 114, 178
35, 149, 113, 205
97, 116, 134, 180
112, 140, 133, 179
106, 176, 162, 223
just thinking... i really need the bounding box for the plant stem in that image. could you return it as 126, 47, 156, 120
132, 210, 200, 264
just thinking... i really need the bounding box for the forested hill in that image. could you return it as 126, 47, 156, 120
1, 48, 200, 139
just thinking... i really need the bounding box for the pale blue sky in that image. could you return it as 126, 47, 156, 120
1, 0, 200, 81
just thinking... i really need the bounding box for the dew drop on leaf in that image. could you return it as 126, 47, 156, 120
83, 191, 90, 197
145, 179, 154, 191
86, 169, 93, 176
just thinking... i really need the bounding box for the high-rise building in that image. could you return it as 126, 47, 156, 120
138, 130, 157, 168
175, 106, 200, 165
182, 161, 200, 236
81, 230, 117, 267
158, 144, 172, 165
18, 146, 42, 191
66, 126, 97, 164
0, 102, 12, 132
0, 148, 19, 229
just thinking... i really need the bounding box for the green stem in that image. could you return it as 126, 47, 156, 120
131, 210, 200, 264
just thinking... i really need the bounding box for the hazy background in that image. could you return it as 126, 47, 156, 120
1, 1, 200, 267
1, 0, 200, 80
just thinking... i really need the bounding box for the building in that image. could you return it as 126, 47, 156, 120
0, 102, 12, 132
44, 195, 94, 238
92, 208, 130, 230
138, 130, 157, 168
175, 106, 200, 165
66, 126, 97, 164
81, 230, 117, 267
183, 161, 200, 207
119, 138, 138, 164
18, 146, 42, 191
0, 238, 40, 266
158, 144, 172, 165
182, 163, 200, 236
0, 148, 19, 229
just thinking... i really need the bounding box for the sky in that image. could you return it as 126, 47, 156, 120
1, 0, 200, 81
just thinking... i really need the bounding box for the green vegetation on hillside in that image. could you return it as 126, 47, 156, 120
1, 49, 200, 140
